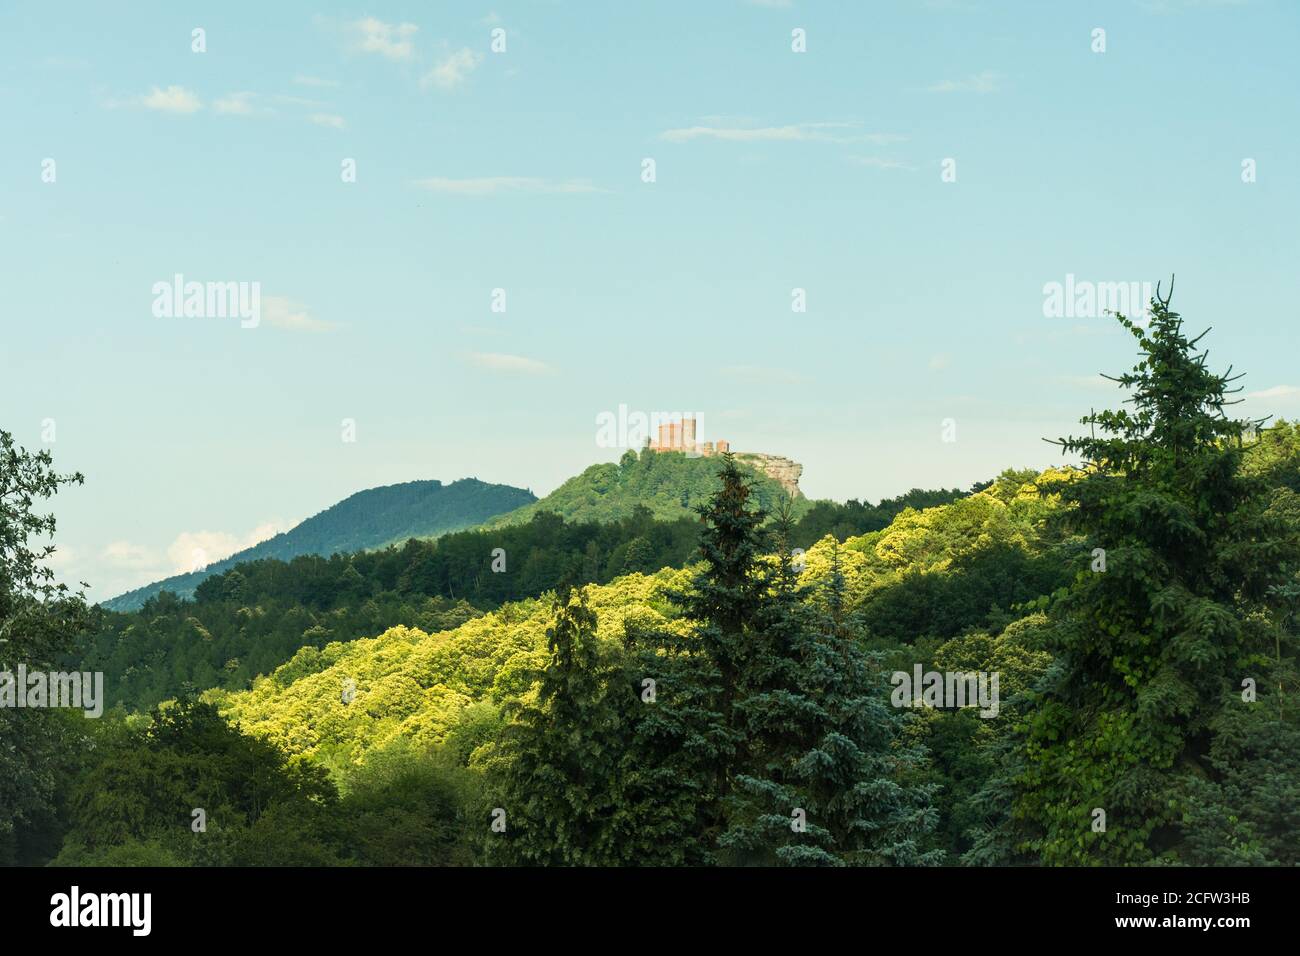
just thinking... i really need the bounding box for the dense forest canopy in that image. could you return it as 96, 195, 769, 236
481, 448, 811, 528
4, 294, 1299, 867
79, 483, 970, 713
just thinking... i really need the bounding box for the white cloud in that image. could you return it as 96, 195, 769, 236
141, 85, 203, 113
413, 176, 605, 196
926, 70, 1001, 94
274, 94, 328, 108
928, 354, 951, 371
264, 296, 336, 332
466, 352, 553, 374
422, 47, 484, 89
308, 112, 346, 129
661, 122, 904, 144
854, 156, 913, 171
350, 17, 419, 60
1246, 384, 1300, 402
44, 543, 80, 571
166, 521, 288, 573
214, 91, 265, 116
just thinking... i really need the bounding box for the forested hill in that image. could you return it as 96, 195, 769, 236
80, 485, 972, 712
102, 478, 537, 612
483, 448, 806, 529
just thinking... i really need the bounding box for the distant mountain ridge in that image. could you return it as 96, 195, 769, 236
102, 478, 536, 611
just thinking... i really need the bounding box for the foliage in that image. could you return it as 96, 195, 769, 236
1002, 288, 1300, 864
0, 429, 90, 865
104, 478, 536, 611
722, 538, 942, 865
483, 448, 808, 529
55, 698, 345, 866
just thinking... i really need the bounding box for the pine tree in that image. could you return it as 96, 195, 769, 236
1012, 283, 1300, 863
665, 453, 769, 813
485, 586, 630, 865
621, 620, 730, 864
721, 521, 942, 865
487, 583, 725, 865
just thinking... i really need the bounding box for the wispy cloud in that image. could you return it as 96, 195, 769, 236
214, 91, 267, 116
853, 156, 914, 171
94, 521, 290, 593
413, 176, 606, 196
466, 352, 553, 374
140, 85, 203, 113
308, 113, 346, 129
293, 74, 340, 88
349, 17, 419, 60
166, 522, 288, 573
101, 541, 157, 570
1246, 384, 1300, 402
925, 70, 1001, 94
423, 48, 483, 89
264, 296, 336, 332
661, 121, 904, 144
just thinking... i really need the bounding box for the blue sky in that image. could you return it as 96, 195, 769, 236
2, 0, 1297, 600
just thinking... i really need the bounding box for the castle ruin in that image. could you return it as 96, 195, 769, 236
645, 415, 802, 497
646, 416, 730, 456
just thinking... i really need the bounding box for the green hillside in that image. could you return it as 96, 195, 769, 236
211, 469, 1064, 775
16, 306, 1300, 867
103, 478, 536, 611
484, 448, 807, 528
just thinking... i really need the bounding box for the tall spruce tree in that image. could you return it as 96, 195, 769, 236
622, 619, 730, 865
721, 529, 941, 865
1010, 284, 1300, 863
665, 453, 769, 817
487, 584, 722, 865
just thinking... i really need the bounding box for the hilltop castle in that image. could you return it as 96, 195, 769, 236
646, 416, 730, 456
644, 415, 803, 497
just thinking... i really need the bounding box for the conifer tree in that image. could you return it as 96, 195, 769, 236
486, 586, 630, 865
1012, 283, 1300, 863
665, 453, 769, 811
721, 521, 942, 865
488, 583, 730, 865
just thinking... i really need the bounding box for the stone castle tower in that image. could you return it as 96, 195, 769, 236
646, 416, 729, 456
645, 415, 800, 496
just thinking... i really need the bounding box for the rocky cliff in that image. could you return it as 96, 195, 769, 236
735, 452, 804, 498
